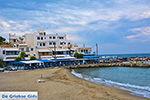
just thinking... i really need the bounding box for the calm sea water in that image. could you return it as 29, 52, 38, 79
72, 67, 150, 98
100, 53, 150, 58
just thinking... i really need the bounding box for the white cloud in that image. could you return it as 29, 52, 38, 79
46, 27, 82, 33
132, 27, 150, 35
0, 18, 33, 36
125, 35, 140, 39
67, 34, 86, 42
0, 0, 150, 40
125, 27, 150, 41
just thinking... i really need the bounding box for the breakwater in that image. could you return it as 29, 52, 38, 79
65, 62, 150, 69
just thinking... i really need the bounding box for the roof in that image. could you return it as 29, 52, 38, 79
37, 59, 53, 62
19, 44, 28, 46
1, 48, 20, 51
3, 60, 15, 62
12, 59, 54, 64
21, 60, 42, 64
12, 60, 42, 64
51, 58, 74, 61
12, 61, 24, 64
84, 56, 100, 58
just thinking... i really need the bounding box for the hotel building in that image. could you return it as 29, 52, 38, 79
0, 48, 20, 61
9, 30, 92, 60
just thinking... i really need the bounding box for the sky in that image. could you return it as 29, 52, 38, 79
0, 0, 150, 54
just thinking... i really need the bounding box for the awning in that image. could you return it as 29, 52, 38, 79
20, 60, 42, 64
12, 59, 54, 64
38, 49, 52, 52
51, 58, 73, 61
12, 61, 24, 64
12, 60, 42, 64
3, 60, 15, 62
37, 59, 53, 62
54, 49, 70, 51
4, 48, 20, 51
84, 56, 100, 58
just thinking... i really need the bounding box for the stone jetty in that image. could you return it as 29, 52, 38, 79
65, 62, 150, 69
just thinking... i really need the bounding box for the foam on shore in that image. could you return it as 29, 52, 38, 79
71, 70, 150, 98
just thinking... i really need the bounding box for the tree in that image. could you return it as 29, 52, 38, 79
15, 52, 26, 61
74, 53, 84, 58
0, 36, 6, 43
30, 56, 37, 60
20, 52, 26, 59
0, 59, 4, 68
15, 57, 22, 61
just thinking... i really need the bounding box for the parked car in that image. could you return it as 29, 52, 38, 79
0, 68, 4, 72
4, 67, 17, 71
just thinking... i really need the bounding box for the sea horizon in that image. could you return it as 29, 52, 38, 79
100, 52, 150, 55
98, 53, 150, 58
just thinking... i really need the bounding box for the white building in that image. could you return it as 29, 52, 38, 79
77, 47, 92, 55
9, 30, 75, 59
9, 30, 92, 60
0, 48, 20, 61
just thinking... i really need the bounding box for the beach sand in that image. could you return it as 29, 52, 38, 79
0, 68, 148, 100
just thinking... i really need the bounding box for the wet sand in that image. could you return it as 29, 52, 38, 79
0, 68, 148, 100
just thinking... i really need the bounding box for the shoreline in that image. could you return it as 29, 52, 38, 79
70, 68, 150, 99
0, 67, 148, 100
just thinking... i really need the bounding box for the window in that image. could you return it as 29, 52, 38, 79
26, 47, 29, 52
53, 42, 56, 45
49, 42, 52, 45
3, 50, 5, 54
41, 37, 43, 40
43, 43, 45, 46
43, 32, 46, 35
53, 36, 55, 39
68, 42, 70, 45
44, 37, 46, 39
40, 43, 42, 46
13, 40, 16, 42
21, 48, 24, 51
49, 36, 52, 39
60, 42, 63, 45
59, 37, 64, 39
16, 44, 19, 48
37, 37, 40, 40
31, 48, 34, 51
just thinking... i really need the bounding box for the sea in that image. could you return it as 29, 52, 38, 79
72, 53, 150, 98
100, 53, 150, 58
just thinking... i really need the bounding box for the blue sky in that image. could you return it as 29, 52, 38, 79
0, 0, 150, 54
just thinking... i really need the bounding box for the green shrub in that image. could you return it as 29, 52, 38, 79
30, 56, 37, 60
0, 59, 4, 68
0, 36, 6, 42
74, 53, 84, 58
20, 52, 26, 59
15, 57, 22, 61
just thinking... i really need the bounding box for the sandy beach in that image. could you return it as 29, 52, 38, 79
0, 68, 148, 100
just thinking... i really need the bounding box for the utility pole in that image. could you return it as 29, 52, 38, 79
83, 44, 85, 48
54, 43, 57, 59
96, 43, 98, 56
